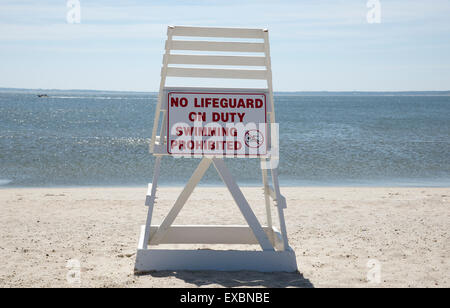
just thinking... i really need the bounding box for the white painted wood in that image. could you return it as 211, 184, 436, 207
150, 27, 272, 153
261, 162, 274, 245
163, 86, 269, 92
152, 146, 271, 159
166, 67, 267, 80
212, 158, 274, 251
135, 249, 297, 273
146, 183, 153, 198
150, 27, 174, 153
169, 40, 265, 52
135, 249, 297, 272
165, 54, 266, 66
172, 26, 265, 39
138, 225, 146, 250
263, 29, 276, 125
142, 156, 162, 249
136, 225, 295, 273
144, 184, 153, 206
158, 110, 167, 145
268, 186, 277, 201
147, 225, 277, 245
135, 248, 297, 273
152, 144, 171, 156
271, 168, 289, 251
150, 158, 212, 244
271, 226, 286, 251
140, 26, 295, 272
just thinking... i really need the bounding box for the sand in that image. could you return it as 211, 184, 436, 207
0, 186, 448, 288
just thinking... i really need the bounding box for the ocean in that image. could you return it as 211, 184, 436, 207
0, 89, 449, 187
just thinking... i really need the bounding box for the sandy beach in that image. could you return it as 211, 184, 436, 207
0, 186, 448, 288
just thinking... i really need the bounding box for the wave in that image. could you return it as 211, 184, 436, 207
0, 179, 11, 186
50, 96, 149, 100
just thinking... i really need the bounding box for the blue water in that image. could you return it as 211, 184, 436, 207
0, 89, 449, 187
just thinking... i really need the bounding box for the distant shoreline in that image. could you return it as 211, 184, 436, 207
1, 87, 450, 96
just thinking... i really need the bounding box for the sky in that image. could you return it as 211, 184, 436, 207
0, 0, 449, 92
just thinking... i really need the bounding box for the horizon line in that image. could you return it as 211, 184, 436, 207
1, 87, 450, 94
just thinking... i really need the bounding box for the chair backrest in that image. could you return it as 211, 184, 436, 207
150, 26, 275, 153
163, 26, 270, 82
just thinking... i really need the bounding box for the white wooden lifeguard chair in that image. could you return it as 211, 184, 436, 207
135, 26, 297, 272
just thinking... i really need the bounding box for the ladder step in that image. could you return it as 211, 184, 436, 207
268, 187, 277, 200
145, 183, 157, 206
145, 195, 156, 206
275, 195, 287, 209
266, 186, 287, 209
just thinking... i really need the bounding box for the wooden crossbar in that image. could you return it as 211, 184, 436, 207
150, 158, 212, 245
165, 54, 266, 66
147, 225, 283, 250
168, 40, 265, 52
171, 26, 265, 39
166, 67, 267, 79
212, 158, 274, 251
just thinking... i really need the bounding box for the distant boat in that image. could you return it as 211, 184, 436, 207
37, 94, 49, 98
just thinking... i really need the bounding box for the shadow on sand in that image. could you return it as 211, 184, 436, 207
137, 270, 314, 288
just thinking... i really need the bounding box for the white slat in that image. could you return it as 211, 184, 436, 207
171, 26, 264, 39
135, 248, 298, 272
212, 158, 274, 251
168, 40, 265, 52
166, 67, 267, 79
165, 54, 266, 66
148, 225, 274, 245
150, 158, 212, 245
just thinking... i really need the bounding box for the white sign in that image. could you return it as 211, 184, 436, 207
166, 90, 267, 156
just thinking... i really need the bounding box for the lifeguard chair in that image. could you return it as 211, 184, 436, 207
135, 26, 297, 272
